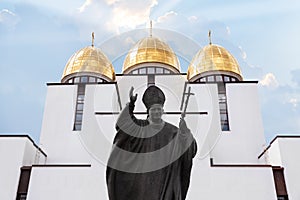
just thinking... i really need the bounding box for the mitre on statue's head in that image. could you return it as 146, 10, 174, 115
142, 85, 165, 110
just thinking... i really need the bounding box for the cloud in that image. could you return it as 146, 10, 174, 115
238, 45, 247, 60
289, 98, 299, 108
261, 91, 300, 141
0, 9, 19, 28
259, 69, 300, 141
188, 16, 197, 22
226, 26, 231, 35
79, 0, 93, 13
0, 9, 16, 20
76, 0, 158, 36
125, 36, 135, 45
157, 11, 178, 23
108, 0, 158, 30
106, 0, 120, 5
259, 73, 279, 89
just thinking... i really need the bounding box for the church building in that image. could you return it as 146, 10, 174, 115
1, 29, 299, 200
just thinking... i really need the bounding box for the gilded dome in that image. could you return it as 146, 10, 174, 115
187, 44, 243, 81
123, 37, 180, 73
61, 46, 115, 82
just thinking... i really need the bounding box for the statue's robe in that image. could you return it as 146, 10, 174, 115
106, 102, 197, 200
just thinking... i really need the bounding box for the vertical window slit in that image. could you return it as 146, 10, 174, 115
16, 167, 32, 200
218, 82, 230, 131
73, 84, 86, 131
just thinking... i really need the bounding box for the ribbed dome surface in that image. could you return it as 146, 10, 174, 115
187, 44, 242, 81
62, 46, 115, 82
122, 37, 180, 73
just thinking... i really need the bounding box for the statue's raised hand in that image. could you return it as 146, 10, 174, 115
129, 86, 138, 103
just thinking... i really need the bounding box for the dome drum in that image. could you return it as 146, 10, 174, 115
123, 62, 180, 74
61, 71, 113, 83
188, 70, 243, 82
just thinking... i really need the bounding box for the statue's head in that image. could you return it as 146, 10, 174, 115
142, 86, 165, 122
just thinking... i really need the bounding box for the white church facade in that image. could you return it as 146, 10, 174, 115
1, 31, 299, 200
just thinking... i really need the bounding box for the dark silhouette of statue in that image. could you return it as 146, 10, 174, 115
106, 85, 197, 200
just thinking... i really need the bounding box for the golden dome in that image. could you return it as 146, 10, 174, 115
187, 44, 243, 81
61, 46, 115, 82
123, 37, 180, 73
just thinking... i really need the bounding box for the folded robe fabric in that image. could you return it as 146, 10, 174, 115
106, 102, 197, 200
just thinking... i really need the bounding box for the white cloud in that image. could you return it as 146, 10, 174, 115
107, 0, 158, 31
226, 26, 231, 35
188, 16, 197, 22
125, 36, 135, 45
259, 73, 279, 89
0, 9, 16, 19
0, 9, 19, 27
157, 11, 178, 23
106, 0, 120, 5
78, 0, 93, 13
77, 0, 158, 35
289, 98, 299, 108
238, 45, 247, 60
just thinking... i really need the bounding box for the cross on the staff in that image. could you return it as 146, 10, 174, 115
181, 86, 195, 119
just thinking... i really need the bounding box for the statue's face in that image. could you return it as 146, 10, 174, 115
149, 104, 164, 122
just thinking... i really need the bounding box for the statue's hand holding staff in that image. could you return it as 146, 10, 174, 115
179, 118, 190, 134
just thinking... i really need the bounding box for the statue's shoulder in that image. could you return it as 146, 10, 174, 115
164, 121, 178, 132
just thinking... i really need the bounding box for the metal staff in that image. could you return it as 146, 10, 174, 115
181, 86, 194, 119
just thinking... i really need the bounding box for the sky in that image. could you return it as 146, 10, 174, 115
0, 0, 300, 144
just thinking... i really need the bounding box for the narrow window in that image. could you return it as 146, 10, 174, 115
139, 68, 146, 74
148, 74, 155, 86
73, 84, 86, 131
224, 76, 230, 82
156, 67, 163, 74
218, 83, 230, 131
74, 77, 80, 83
216, 75, 223, 82
97, 78, 103, 83
89, 77, 96, 83
164, 69, 171, 74
273, 167, 289, 200
81, 76, 88, 83
207, 76, 214, 82
16, 167, 32, 200
147, 67, 155, 74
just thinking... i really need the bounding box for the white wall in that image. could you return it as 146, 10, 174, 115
211, 83, 266, 164
263, 139, 282, 166
188, 157, 277, 200
25, 153, 277, 200
155, 75, 186, 112
116, 75, 148, 111
27, 165, 107, 200
39, 84, 102, 164
36, 78, 275, 200
0, 138, 25, 200
0, 136, 46, 200
81, 84, 120, 166
39, 85, 80, 163
268, 137, 300, 200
